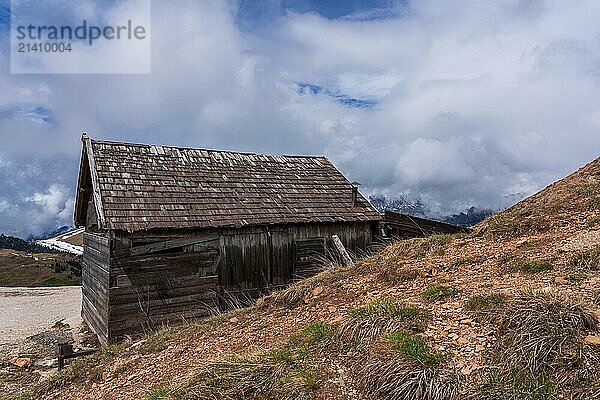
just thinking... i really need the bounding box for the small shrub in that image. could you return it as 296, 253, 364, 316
385, 331, 443, 367
576, 185, 600, 197
421, 285, 458, 302
518, 261, 553, 274
567, 273, 588, 283
496, 253, 514, 267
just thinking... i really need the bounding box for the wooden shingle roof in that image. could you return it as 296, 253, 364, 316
75, 136, 381, 232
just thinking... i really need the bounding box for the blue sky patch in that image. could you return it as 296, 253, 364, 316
236, 0, 402, 30
297, 82, 376, 108
0, 105, 52, 123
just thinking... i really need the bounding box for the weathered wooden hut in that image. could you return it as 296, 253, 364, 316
74, 135, 381, 343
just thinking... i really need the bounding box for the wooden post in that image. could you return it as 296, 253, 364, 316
331, 235, 353, 267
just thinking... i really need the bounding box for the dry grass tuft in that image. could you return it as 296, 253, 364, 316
340, 299, 427, 344
357, 345, 458, 400
265, 264, 353, 307
475, 211, 550, 238
415, 234, 457, 257
32, 356, 103, 396
380, 264, 423, 283
177, 322, 332, 400
472, 290, 600, 399
464, 293, 507, 323
139, 329, 169, 355
571, 246, 600, 271
182, 354, 317, 400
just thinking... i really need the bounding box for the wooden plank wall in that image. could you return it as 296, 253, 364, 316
108, 236, 220, 340
81, 232, 111, 344
95, 221, 377, 340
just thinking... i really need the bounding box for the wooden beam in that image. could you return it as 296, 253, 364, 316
83, 135, 106, 229
332, 235, 353, 267
129, 235, 219, 256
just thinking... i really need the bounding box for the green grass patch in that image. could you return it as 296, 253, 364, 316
349, 298, 422, 319
146, 385, 170, 400
465, 293, 506, 311
139, 329, 169, 355
517, 261, 553, 274
421, 285, 458, 302
385, 331, 443, 367
297, 322, 333, 343
586, 217, 600, 227
567, 273, 588, 283
101, 344, 122, 359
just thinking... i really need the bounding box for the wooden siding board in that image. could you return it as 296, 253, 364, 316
81, 232, 111, 342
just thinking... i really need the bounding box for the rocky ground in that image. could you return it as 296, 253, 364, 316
10, 157, 600, 400
0, 286, 95, 399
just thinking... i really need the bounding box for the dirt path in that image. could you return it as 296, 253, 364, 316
0, 286, 82, 352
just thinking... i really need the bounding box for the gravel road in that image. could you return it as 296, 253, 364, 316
0, 286, 82, 347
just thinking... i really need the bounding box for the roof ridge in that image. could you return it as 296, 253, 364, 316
89, 137, 328, 160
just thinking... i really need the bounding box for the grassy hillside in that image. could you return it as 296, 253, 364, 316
22, 157, 600, 400
0, 250, 81, 287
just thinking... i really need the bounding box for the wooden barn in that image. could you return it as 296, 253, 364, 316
74, 135, 381, 343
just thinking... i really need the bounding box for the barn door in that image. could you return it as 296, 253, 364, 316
293, 237, 326, 280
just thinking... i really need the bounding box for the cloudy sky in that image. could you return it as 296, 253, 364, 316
0, 0, 599, 237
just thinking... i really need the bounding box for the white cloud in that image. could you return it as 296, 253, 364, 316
1, 0, 600, 236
